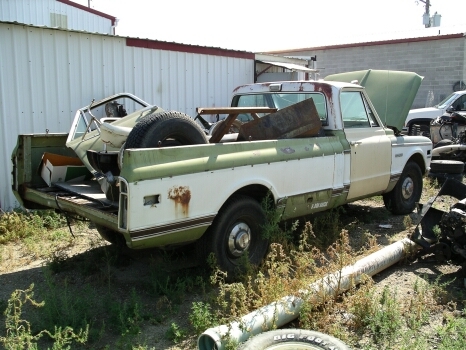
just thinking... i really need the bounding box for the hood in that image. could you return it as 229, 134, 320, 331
324, 69, 423, 131
405, 107, 443, 124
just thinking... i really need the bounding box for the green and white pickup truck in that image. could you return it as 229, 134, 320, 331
12, 70, 432, 275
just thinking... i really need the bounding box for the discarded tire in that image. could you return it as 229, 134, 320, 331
428, 172, 463, 184
125, 111, 208, 149
430, 160, 464, 174
238, 329, 351, 350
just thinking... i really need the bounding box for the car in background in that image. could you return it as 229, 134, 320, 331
404, 90, 466, 136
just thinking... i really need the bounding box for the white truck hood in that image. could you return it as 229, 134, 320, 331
405, 106, 444, 125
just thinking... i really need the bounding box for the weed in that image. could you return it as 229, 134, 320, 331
165, 322, 186, 343
405, 278, 433, 330
436, 312, 466, 349
311, 209, 343, 249
189, 301, 217, 334
0, 284, 88, 349
108, 288, 149, 337
368, 286, 403, 344
403, 215, 413, 230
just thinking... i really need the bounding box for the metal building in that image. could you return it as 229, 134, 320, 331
0, 0, 116, 34
266, 31, 466, 109
0, 21, 255, 210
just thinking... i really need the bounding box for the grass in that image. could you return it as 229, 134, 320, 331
1, 176, 466, 349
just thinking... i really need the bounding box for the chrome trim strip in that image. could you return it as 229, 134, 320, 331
130, 215, 215, 239
392, 142, 432, 147
390, 172, 402, 182
331, 185, 350, 197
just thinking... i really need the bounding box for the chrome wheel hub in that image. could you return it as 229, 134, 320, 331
401, 176, 414, 200
228, 222, 251, 257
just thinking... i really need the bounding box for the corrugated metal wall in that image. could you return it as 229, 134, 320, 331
0, 0, 113, 34
0, 22, 255, 210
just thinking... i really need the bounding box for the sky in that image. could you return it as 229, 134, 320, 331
73, 0, 466, 52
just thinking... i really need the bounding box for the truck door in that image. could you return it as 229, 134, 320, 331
341, 91, 391, 201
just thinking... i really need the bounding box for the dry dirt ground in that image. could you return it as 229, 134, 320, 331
1, 196, 465, 349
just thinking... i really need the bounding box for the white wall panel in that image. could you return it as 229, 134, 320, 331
0, 0, 113, 34
0, 22, 254, 209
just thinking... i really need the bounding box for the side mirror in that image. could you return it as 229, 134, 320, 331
446, 106, 455, 114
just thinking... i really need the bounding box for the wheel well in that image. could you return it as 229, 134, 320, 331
407, 119, 433, 128
408, 153, 427, 174
230, 184, 273, 207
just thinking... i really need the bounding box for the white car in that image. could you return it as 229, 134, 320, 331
404, 90, 466, 136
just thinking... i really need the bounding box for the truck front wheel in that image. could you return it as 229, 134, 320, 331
383, 161, 422, 215
196, 195, 269, 278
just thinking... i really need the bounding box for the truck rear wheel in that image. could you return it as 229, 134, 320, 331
383, 161, 422, 215
124, 111, 208, 149
196, 195, 269, 278
95, 224, 125, 245
238, 329, 350, 350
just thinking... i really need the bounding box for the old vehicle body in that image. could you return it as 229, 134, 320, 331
405, 90, 466, 136
12, 71, 432, 274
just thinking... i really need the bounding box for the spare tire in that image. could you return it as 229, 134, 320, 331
125, 111, 208, 149
430, 160, 464, 174
238, 329, 350, 350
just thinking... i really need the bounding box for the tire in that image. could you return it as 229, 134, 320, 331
238, 329, 351, 350
95, 224, 125, 245
196, 195, 269, 278
428, 172, 463, 184
430, 160, 464, 174
383, 161, 423, 215
409, 123, 430, 138
124, 111, 208, 149
433, 139, 453, 149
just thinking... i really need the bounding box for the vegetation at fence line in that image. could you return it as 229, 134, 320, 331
1, 176, 466, 349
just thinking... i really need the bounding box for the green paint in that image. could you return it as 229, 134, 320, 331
120, 136, 346, 182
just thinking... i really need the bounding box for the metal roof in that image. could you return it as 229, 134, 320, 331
256, 60, 315, 72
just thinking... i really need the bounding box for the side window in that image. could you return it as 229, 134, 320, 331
362, 94, 379, 127
234, 94, 270, 122
232, 92, 328, 125
455, 95, 466, 111
340, 91, 371, 128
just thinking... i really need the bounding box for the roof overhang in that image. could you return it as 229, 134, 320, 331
256, 60, 316, 72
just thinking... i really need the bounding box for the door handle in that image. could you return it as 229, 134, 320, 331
350, 141, 362, 146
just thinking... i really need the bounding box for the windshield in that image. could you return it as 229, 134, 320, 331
437, 93, 458, 109
231, 92, 327, 124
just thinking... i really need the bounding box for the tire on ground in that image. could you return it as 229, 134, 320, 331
428, 171, 463, 184
238, 329, 351, 350
124, 110, 208, 149
196, 195, 269, 279
383, 161, 423, 215
430, 160, 464, 174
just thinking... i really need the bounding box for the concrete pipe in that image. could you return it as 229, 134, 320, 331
198, 237, 419, 350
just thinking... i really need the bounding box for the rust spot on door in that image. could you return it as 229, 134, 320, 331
168, 186, 191, 217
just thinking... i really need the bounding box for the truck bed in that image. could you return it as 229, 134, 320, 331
12, 134, 119, 230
